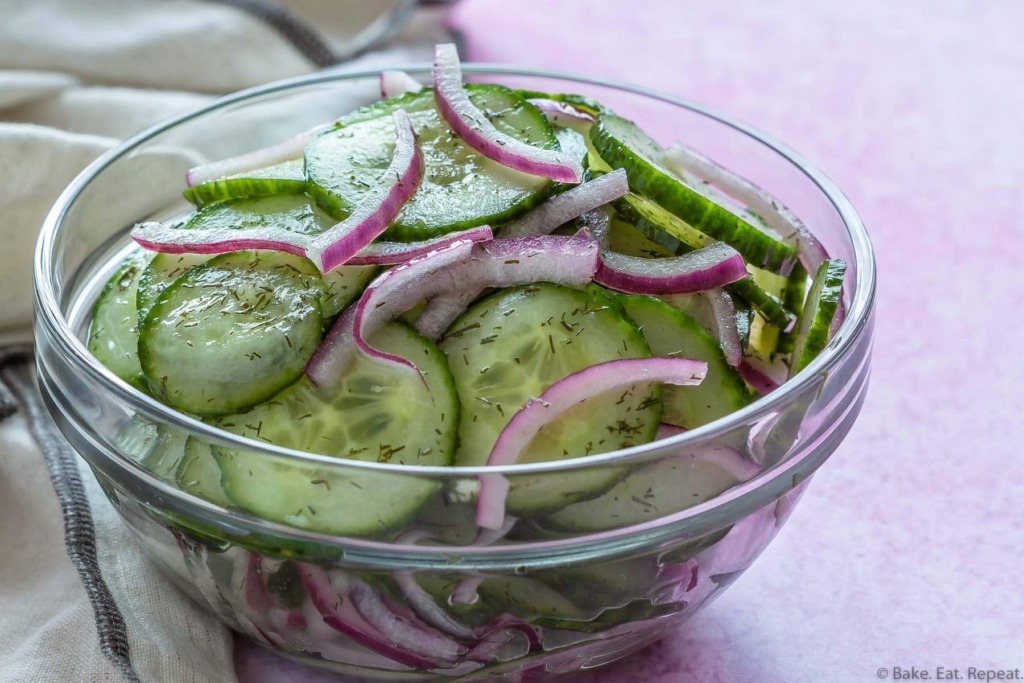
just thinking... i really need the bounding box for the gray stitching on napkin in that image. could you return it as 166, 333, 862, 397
204, 0, 338, 67
1, 358, 141, 683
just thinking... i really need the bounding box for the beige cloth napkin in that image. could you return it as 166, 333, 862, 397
0, 2, 447, 680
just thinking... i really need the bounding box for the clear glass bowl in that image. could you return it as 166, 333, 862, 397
33, 65, 875, 680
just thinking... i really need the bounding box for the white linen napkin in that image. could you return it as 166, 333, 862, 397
0, 2, 448, 680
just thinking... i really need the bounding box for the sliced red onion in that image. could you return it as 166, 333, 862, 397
738, 360, 780, 395
306, 238, 478, 385
307, 109, 423, 272
133, 109, 423, 274
526, 97, 596, 126
449, 574, 486, 606
380, 70, 424, 98
467, 615, 541, 663
433, 44, 583, 183
656, 423, 688, 440
706, 288, 743, 367
476, 357, 708, 529
348, 580, 468, 662
412, 234, 600, 340
243, 552, 274, 614
347, 226, 493, 266
298, 563, 445, 670
500, 169, 628, 239
307, 235, 600, 384
392, 571, 478, 641
595, 241, 746, 295
186, 122, 329, 187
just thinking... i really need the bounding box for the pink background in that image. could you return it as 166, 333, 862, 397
236, 1, 1024, 680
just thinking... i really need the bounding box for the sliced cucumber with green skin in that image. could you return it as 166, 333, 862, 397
213, 322, 458, 536
613, 192, 713, 254
137, 252, 210, 326
789, 259, 846, 377
619, 295, 751, 430
541, 445, 750, 533
612, 194, 795, 330
512, 90, 610, 117
139, 250, 325, 416
591, 114, 797, 273
479, 574, 600, 622
141, 426, 190, 481
735, 300, 754, 349
182, 158, 305, 207
175, 438, 230, 506
319, 264, 380, 321
608, 215, 674, 259
728, 275, 793, 331
777, 260, 809, 355
146, 196, 378, 323
88, 250, 152, 390
306, 85, 558, 241
183, 194, 334, 237
439, 283, 660, 515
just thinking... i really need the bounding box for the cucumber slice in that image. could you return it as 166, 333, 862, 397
175, 438, 230, 506
183, 158, 305, 207
438, 283, 660, 515
319, 263, 380, 322
139, 250, 325, 416
613, 195, 795, 330
728, 275, 793, 331
789, 259, 846, 377
306, 86, 558, 241
541, 445, 750, 532
213, 322, 458, 536
591, 114, 797, 273
182, 194, 333, 237
613, 192, 713, 254
137, 252, 210, 326
619, 295, 751, 430
777, 261, 809, 355
143, 196, 378, 323
607, 215, 674, 259
88, 250, 152, 390
141, 426, 190, 481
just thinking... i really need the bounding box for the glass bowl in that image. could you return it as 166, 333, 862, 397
33, 65, 875, 681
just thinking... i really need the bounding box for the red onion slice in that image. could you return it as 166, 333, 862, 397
134, 109, 423, 274
500, 169, 628, 238
526, 97, 596, 126
595, 241, 747, 295
346, 226, 493, 266
380, 70, 423, 98
298, 564, 446, 670
392, 571, 478, 641
656, 423, 688, 439
306, 109, 424, 272
185, 122, 329, 187
737, 360, 780, 395
307, 234, 600, 385
433, 44, 583, 183
348, 580, 468, 662
476, 357, 708, 529
306, 238, 478, 385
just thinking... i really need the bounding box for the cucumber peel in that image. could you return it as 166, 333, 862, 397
789, 259, 846, 377
591, 113, 798, 273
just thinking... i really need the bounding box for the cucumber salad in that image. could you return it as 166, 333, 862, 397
88, 45, 846, 671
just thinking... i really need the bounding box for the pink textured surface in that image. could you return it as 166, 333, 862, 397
235, 1, 1024, 680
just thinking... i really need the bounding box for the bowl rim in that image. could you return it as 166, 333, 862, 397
34, 63, 875, 559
